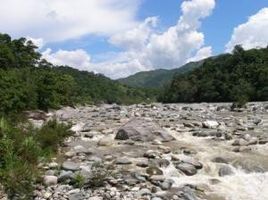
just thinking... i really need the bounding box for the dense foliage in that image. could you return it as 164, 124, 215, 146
0, 118, 72, 199
0, 33, 155, 115
161, 46, 268, 103
118, 61, 203, 88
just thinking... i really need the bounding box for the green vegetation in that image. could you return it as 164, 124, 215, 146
161, 45, 268, 103
118, 61, 203, 88
0, 33, 156, 115
0, 118, 72, 199
84, 162, 115, 188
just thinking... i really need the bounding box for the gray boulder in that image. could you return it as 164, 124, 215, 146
115, 118, 175, 142
176, 163, 197, 176
218, 165, 234, 177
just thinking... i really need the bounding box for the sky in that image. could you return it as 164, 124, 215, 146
0, 0, 268, 79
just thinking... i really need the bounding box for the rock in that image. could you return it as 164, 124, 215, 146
69, 193, 84, 200
149, 175, 166, 182
181, 157, 203, 170
62, 161, 80, 171
43, 175, 58, 186
115, 157, 132, 165
160, 179, 174, 190
232, 139, 247, 146
137, 188, 151, 197
115, 118, 175, 142
202, 120, 219, 129
88, 197, 103, 200
136, 159, 149, 168
218, 165, 234, 177
48, 162, 59, 169
176, 163, 197, 176
97, 137, 113, 146
144, 150, 160, 159
152, 197, 163, 200
73, 145, 91, 154
146, 166, 163, 176
181, 186, 198, 200
58, 170, 74, 182
212, 157, 228, 164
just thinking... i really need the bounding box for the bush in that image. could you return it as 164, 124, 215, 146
35, 119, 72, 154
85, 162, 115, 188
0, 118, 73, 199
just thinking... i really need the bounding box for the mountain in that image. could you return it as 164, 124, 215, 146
118, 61, 204, 88
160, 45, 268, 104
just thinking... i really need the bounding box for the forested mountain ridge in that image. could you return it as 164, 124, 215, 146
160, 46, 268, 104
0, 33, 155, 115
118, 60, 203, 88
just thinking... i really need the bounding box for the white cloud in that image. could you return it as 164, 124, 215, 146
42, 48, 91, 71
26, 37, 45, 49
42, 0, 215, 79
0, 0, 141, 42
187, 46, 212, 62
109, 17, 158, 50
226, 8, 268, 52
100, 0, 215, 77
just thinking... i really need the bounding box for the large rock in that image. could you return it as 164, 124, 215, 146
62, 161, 80, 171
202, 120, 219, 129
115, 118, 175, 142
176, 163, 197, 176
43, 175, 58, 186
218, 165, 234, 177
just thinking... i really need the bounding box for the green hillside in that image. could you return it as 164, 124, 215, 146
0, 33, 155, 115
160, 46, 268, 104
118, 61, 203, 88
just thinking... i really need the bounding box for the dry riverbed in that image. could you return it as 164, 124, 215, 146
32, 102, 268, 200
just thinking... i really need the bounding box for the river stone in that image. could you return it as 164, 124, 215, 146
160, 179, 174, 190
176, 163, 197, 176
218, 165, 234, 177
182, 157, 203, 169
202, 120, 219, 129
146, 166, 163, 176
58, 170, 74, 182
43, 175, 58, 186
115, 118, 175, 142
115, 157, 132, 165
69, 193, 84, 200
97, 137, 113, 146
136, 159, 149, 168
62, 161, 80, 171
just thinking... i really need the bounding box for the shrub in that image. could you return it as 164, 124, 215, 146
85, 162, 115, 188
0, 118, 72, 199
35, 119, 72, 154
73, 173, 86, 189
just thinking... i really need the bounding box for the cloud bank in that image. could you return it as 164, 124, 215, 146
226, 8, 268, 52
43, 0, 216, 79
0, 0, 141, 42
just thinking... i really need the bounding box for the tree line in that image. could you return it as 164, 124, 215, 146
160, 45, 268, 104
0, 33, 156, 115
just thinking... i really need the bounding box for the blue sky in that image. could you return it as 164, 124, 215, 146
1, 0, 268, 78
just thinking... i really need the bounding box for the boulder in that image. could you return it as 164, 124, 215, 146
218, 165, 234, 177
115, 118, 175, 142
202, 120, 219, 129
43, 175, 58, 186
176, 163, 197, 176
62, 161, 80, 171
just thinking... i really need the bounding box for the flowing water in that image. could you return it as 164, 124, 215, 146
162, 130, 268, 200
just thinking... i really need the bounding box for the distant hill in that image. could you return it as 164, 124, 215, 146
118, 61, 204, 88
160, 46, 268, 103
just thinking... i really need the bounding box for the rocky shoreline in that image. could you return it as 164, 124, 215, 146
24, 102, 268, 199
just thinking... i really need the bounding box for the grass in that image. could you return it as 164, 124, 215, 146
0, 117, 72, 199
